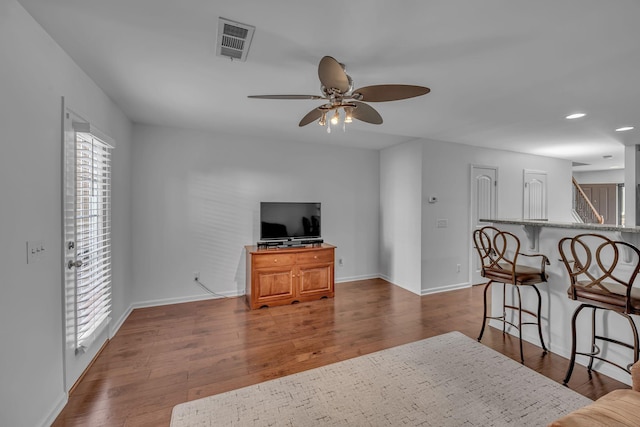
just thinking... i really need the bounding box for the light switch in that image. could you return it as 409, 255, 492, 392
26, 240, 45, 264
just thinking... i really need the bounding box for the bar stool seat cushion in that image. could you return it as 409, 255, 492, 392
570, 280, 640, 313
484, 263, 547, 285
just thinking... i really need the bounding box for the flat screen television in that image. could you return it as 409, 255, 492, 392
260, 202, 321, 240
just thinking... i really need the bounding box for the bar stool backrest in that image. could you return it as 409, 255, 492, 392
558, 233, 640, 314
473, 226, 521, 282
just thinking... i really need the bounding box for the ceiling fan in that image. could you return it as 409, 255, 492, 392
248, 56, 430, 132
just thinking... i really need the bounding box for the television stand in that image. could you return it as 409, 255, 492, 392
245, 243, 335, 309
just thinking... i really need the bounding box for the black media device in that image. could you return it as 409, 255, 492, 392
259, 202, 322, 247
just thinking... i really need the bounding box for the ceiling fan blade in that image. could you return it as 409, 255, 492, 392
351, 101, 383, 125
248, 94, 325, 100
352, 85, 430, 102
299, 108, 323, 127
318, 56, 350, 94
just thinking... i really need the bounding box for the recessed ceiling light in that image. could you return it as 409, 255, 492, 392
615, 126, 634, 132
566, 113, 586, 119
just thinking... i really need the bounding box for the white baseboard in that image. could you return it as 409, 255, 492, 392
131, 290, 245, 310
421, 282, 471, 296
110, 306, 133, 339
39, 392, 67, 427
376, 275, 472, 296
131, 277, 381, 311
336, 273, 380, 283
379, 273, 392, 283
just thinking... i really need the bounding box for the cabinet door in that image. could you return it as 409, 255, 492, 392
255, 267, 295, 302
298, 264, 334, 296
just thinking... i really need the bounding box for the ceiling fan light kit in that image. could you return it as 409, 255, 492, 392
248, 56, 430, 132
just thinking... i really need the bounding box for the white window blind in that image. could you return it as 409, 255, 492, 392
68, 124, 113, 353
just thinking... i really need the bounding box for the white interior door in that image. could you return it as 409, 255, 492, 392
523, 170, 547, 220
470, 165, 497, 285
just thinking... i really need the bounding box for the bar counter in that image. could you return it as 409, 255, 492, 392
480, 218, 640, 251
477, 218, 639, 385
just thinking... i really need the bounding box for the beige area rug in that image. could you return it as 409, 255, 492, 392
171, 331, 592, 426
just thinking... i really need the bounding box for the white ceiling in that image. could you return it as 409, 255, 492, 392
17, 0, 640, 171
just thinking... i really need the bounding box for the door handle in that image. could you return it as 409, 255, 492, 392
68, 259, 83, 270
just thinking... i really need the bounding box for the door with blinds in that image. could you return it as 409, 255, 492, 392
62, 105, 114, 391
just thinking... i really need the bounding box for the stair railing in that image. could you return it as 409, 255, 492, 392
572, 177, 604, 224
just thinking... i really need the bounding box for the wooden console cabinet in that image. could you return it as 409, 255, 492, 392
245, 244, 335, 309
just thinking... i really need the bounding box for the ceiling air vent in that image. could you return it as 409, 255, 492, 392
216, 18, 255, 62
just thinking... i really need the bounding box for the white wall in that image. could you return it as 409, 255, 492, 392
0, 1, 133, 426
380, 138, 573, 295
625, 145, 639, 226
379, 141, 423, 294
131, 124, 380, 305
573, 169, 625, 184
420, 139, 572, 293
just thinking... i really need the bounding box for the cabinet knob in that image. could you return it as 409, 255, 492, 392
314, 255, 318, 259
273, 259, 278, 262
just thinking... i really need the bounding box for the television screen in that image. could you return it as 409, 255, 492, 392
260, 202, 321, 240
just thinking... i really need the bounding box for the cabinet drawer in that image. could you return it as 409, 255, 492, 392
252, 253, 296, 269
296, 249, 334, 265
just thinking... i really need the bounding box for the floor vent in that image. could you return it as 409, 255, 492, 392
216, 18, 255, 62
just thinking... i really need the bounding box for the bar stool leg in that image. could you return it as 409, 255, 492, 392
503, 284, 507, 334
478, 280, 493, 342
516, 285, 524, 363
532, 284, 548, 353
587, 307, 597, 373
624, 313, 640, 368
564, 304, 587, 386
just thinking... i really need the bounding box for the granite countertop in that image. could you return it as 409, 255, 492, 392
479, 218, 640, 233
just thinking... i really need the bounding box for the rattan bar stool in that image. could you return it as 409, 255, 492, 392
558, 233, 640, 385
474, 226, 550, 363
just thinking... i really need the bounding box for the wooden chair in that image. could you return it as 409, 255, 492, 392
558, 233, 640, 385
474, 226, 550, 363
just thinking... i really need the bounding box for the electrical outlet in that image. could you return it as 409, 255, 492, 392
193, 271, 200, 281
437, 219, 448, 228
338, 258, 344, 267
456, 263, 461, 273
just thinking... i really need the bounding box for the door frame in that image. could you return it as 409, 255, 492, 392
61, 98, 113, 392
469, 164, 498, 286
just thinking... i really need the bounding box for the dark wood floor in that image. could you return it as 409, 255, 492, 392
53, 279, 629, 426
